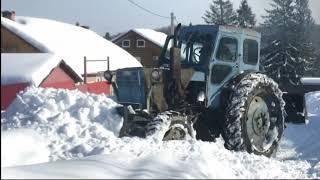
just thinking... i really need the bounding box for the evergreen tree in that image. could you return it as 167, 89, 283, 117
294, 0, 316, 76
294, 0, 314, 40
261, 0, 316, 86
314, 54, 320, 77
104, 32, 111, 40
202, 0, 236, 25
236, 0, 256, 28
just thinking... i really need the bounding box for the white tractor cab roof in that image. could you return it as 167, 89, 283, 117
219, 25, 261, 38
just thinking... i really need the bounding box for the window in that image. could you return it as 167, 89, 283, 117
152, 56, 159, 61
136, 39, 145, 48
243, 39, 259, 65
135, 56, 141, 62
211, 65, 232, 84
180, 33, 215, 65
216, 37, 238, 62
122, 40, 130, 48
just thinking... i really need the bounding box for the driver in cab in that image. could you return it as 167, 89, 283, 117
197, 40, 213, 71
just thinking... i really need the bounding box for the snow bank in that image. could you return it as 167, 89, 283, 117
277, 91, 320, 178
1, 128, 50, 167
1, 88, 320, 178
278, 114, 320, 165
1, 86, 123, 161
1, 16, 142, 78
1, 138, 314, 179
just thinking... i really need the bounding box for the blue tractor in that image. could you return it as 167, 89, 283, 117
104, 24, 319, 157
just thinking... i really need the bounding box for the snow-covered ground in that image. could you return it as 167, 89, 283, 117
1, 87, 319, 179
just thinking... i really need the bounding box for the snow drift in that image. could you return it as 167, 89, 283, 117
1, 87, 123, 162
1, 128, 50, 167
1, 87, 319, 178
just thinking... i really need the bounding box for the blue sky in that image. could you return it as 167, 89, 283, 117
2, 0, 319, 36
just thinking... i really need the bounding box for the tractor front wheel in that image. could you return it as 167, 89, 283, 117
145, 111, 195, 141
223, 73, 285, 157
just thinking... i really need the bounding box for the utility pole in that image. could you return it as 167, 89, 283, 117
170, 12, 175, 35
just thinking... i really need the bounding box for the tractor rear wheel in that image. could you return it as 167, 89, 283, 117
223, 73, 285, 157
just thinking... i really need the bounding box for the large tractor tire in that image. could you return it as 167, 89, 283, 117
223, 73, 285, 157
145, 111, 196, 141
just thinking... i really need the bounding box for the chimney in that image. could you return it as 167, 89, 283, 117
11, 11, 16, 21
2, 10, 15, 21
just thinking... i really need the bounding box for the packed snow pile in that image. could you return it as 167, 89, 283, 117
1, 87, 320, 178
1, 87, 123, 162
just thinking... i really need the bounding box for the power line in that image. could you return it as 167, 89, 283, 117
127, 0, 170, 19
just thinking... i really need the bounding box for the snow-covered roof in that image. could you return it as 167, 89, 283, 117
1, 16, 142, 76
132, 29, 168, 48
114, 28, 168, 48
1, 53, 79, 86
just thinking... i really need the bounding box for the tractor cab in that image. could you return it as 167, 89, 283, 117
159, 25, 261, 109
106, 24, 262, 112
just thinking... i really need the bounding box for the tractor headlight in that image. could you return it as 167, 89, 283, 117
197, 91, 205, 102
103, 70, 113, 83
151, 69, 161, 82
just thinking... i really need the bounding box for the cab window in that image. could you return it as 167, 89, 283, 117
216, 37, 238, 62
243, 39, 258, 65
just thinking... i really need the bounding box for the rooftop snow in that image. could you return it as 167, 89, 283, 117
1, 53, 72, 86
1, 16, 142, 77
132, 28, 168, 47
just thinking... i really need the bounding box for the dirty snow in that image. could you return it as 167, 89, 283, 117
1, 53, 79, 86
1, 16, 142, 78
1, 87, 319, 179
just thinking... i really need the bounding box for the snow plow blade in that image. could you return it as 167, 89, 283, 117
281, 77, 320, 124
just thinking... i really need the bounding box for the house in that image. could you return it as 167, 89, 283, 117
1, 53, 82, 110
1, 15, 142, 82
1, 15, 142, 109
112, 29, 168, 68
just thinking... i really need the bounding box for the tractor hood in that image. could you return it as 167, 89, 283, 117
115, 67, 146, 109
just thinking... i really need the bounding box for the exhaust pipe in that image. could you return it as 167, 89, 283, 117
167, 24, 185, 107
